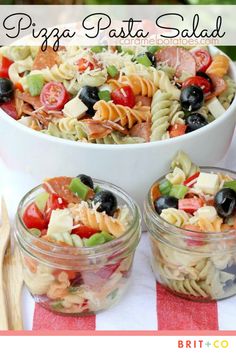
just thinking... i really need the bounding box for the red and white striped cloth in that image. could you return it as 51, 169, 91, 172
1, 131, 236, 331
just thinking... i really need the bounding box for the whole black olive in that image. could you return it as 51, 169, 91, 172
79, 86, 99, 116
186, 113, 208, 133
0, 78, 14, 104
145, 52, 156, 67
154, 196, 178, 215
77, 174, 94, 189
196, 71, 212, 85
93, 190, 117, 216
214, 188, 236, 218
180, 85, 204, 112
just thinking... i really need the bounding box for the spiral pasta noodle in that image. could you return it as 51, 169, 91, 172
123, 63, 180, 100
166, 279, 209, 298
76, 69, 107, 88
166, 167, 186, 185
169, 101, 185, 125
197, 217, 223, 232
0, 46, 31, 61
77, 202, 125, 237
95, 132, 145, 144
19, 62, 76, 90
160, 208, 190, 227
56, 117, 79, 135
93, 100, 151, 129
171, 151, 199, 178
47, 271, 70, 300
8, 56, 34, 84
150, 90, 172, 141
108, 75, 157, 97
42, 123, 78, 141
23, 263, 55, 295
206, 54, 229, 77
218, 76, 236, 109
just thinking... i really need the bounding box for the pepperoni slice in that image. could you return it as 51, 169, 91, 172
32, 47, 59, 70
104, 120, 129, 135
135, 95, 152, 107
130, 122, 151, 142
15, 90, 42, 110
155, 47, 196, 78
205, 74, 226, 100
81, 119, 112, 139
43, 177, 81, 204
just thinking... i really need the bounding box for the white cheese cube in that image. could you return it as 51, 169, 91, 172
63, 96, 87, 119
195, 172, 219, 195
206, 97, 226, 119
47, 209, 73, 236
196, 206, 217, 222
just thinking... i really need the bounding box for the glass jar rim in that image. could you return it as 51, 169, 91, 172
16, 179, 141, 260
145, 166, 236, 243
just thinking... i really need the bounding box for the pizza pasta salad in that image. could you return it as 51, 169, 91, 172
0, 46, 235, 144
14, 175, 141, 315
144, 151, 236, 301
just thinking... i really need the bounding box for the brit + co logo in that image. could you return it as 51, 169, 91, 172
177, 339, 229, 349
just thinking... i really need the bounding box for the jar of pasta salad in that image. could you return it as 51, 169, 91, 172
15, 176, 141, 315
144, 154, 236, 302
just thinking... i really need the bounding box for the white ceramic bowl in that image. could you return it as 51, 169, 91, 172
1, 47, 236, 211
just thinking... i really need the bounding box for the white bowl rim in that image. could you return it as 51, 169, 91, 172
1, 46, 236, 151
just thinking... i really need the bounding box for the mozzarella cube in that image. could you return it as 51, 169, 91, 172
47, 209, 73, 236
195, 172, 219, 195
196, 206, 217, 222
206, 97, 226, 119
63, 96, 87, 118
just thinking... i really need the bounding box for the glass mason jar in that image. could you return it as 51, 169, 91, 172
144, 167, 236, 302
15, 180, 141, 316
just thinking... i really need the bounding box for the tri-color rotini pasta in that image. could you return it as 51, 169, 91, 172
145, 151, 236, 301
0, 45, 235, 144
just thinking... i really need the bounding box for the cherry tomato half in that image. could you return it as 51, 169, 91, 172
73, 225, 99, 239
0, 57, 14, 79
40, 82, 69, 111
111, 85, 135, 108
45, 193, 68, 223
77, 58, 95, 72
23, 202, 47, 231
0, 100, 17, 119
182, 76, 212, 94
192, 49, 212, 72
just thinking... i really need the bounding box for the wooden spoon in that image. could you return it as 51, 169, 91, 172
0, 198, 10, 330
4, 243, 24, 330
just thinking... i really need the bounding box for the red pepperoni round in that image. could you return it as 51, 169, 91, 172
155, 47, 196, 78
135, 95, 152, 106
